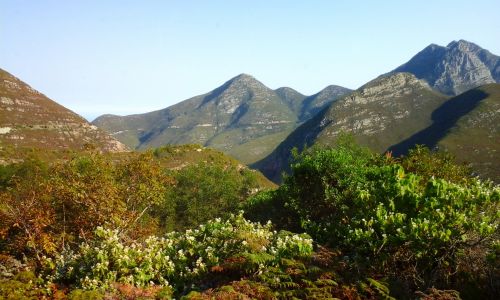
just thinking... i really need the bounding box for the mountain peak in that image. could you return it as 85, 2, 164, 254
392, 40, 499, 95
95, 71, 301, 164
220, 73, 267, 91
275, 86, 305, 97
275, 86, 297, 92
297, 85, 352, 122
423, 43, 445, 51
319, 85, 352, 95
230, 73, 257, 82
446, 39, 479, 51
310, 84, 353, 103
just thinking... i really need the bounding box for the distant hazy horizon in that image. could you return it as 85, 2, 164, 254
2, 0, 500, 121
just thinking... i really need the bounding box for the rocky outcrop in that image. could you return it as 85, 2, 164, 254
0, 68, 128, 153
392, 40, 500, 95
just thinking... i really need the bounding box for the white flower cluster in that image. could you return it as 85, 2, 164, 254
46, 212, 313, 292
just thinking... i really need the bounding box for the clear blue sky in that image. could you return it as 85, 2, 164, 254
2, 0, 499, 121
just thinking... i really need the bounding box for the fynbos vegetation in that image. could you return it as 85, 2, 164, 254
1, 140, 498, 299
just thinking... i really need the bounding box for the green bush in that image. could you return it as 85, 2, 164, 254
164, 163, 257, 231
247, 142, 499, 293
67, 289, 104, 300
244, 188, 302, 232
0, 150, 263, 261
0, 271, 46, 300
399, 145, 472, 184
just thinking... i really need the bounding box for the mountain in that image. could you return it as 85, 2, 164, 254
298, 85, 353, 121
0, 68, 127, 157
389, 83, 500, 181
274, 87, 307, 116
93, 74, 351, 164
274, 85, 352, 122
392, 40, 500, 95
254, 72, 449, 182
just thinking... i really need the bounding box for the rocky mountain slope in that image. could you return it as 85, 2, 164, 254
0, 68, 127, 157
254, 72, 450, 182
392, 40, 500, 95
389, 83, 500, 181
93, 74, 350, 164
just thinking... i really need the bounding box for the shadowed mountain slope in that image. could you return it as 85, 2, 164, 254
389, 83, 500, 181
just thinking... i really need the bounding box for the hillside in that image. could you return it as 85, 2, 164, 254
392, 39, 500, 95
389, 83, 500, 181
93, 74, 350, 164
0, 68, 127, 157
116, 144, 276, 189
254, 72, 449, 182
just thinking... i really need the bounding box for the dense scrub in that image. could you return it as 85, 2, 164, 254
43, 213, 312, 297
1, 142, 498, 298
246, 140, 499, 298
0, 146, 264, 262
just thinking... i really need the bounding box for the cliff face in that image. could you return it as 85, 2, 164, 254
393, 40, 500, 95
0, 68, 128, 153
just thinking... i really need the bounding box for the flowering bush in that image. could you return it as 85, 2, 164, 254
247, 143, 499, 295
44, 212, 313, 295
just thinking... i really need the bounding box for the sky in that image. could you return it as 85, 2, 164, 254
1, 1, 500, 121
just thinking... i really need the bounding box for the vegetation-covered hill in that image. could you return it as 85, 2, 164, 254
93, 74, 350, 164
254, 72, 449, 182
0, 68, 127, 158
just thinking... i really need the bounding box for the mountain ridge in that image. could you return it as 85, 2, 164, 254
93, 74, 351, 164
0, 68, 128, 157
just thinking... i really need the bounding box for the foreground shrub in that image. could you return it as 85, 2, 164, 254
399, 145, 472, 184
183, 245, 395, 300
163, 162, 258, 231
0, 271, 47, 300
247, 143, 499, 295
44, 213, 313, 297
0, 148, 264, 263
